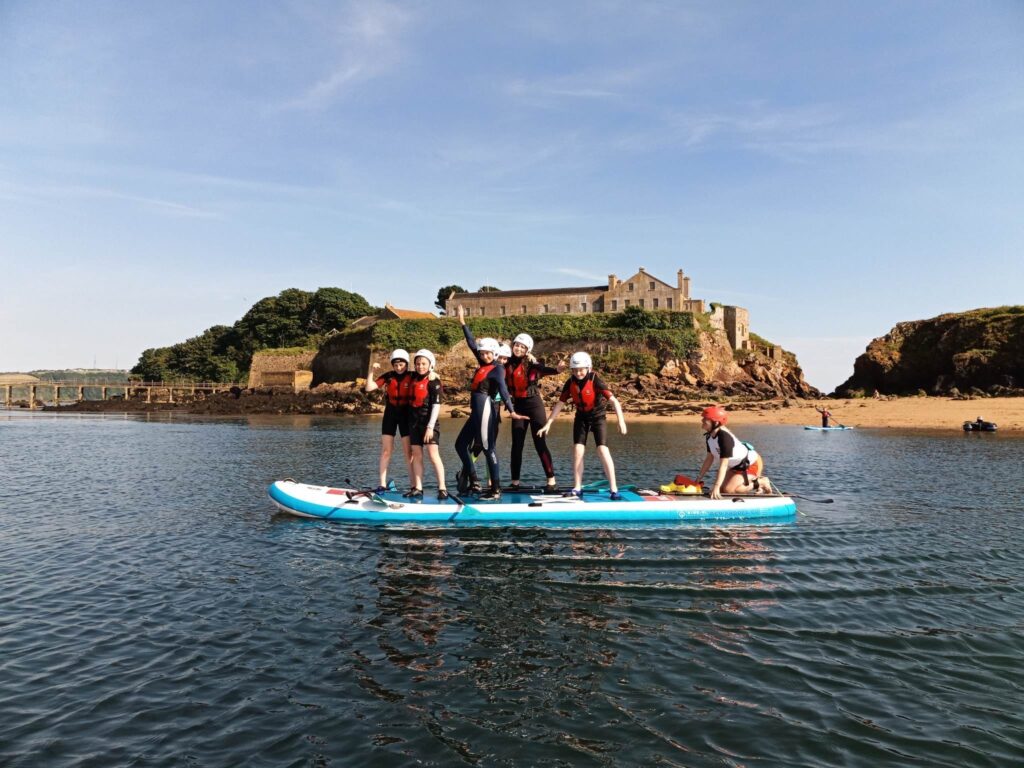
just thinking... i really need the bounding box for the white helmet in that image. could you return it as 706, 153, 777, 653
497, 343, 511, 359
477, 337, 499, 354
569, 351, 592, 370
413, 349, 436, 370
390, 349, 410, 364
512, 333, 534, 353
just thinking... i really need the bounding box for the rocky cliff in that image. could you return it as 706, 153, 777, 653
835, 306, 1024, 396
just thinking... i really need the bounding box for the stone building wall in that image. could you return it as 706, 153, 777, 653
709, 306, 751, 351
248, 350, 316, 389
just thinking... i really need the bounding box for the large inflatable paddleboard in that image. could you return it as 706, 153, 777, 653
803, 425, 852, 431
268, 480, 798, 526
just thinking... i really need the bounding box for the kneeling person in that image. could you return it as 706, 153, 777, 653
695, 406, 772, 499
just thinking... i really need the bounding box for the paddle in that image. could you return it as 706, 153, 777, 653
447, 492, 481, 523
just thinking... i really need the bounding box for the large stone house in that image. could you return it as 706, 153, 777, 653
445, 267, 752, 351
446, 268, 706, 318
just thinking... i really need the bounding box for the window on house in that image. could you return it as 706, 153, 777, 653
639, 299, 645, 308
649, 281, 655, 290
628, 283, 634, 291
480, 307, 486, 316
565, 303, 571, 313
580, 302, 587, 313
543, 304, 549, 314
521, 305, 527, 314
653, 298, 659, 309
611, 299, 618, 310
624, 299, 631, 308
666, 297, 672, 309
501, 306, 507, 316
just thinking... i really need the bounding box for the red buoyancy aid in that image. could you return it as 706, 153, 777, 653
569, 376, 599, 412
471, 364, 496, 392
409, 375, 434, 409
384, 373, 411, 407
509, 360, 531, 399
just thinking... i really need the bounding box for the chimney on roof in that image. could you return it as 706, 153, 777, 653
608, 274, 619, 289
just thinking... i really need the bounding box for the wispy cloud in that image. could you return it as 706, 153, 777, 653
277, 0, 413, 112
2, 180, 221, 219
546, 267, 606, 282
505, 64, 654, 106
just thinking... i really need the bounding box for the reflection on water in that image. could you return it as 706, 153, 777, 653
1, 411, 1022, 767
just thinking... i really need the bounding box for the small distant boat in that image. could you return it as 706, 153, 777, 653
803, 425, 852, 431
963, 420, 997, 432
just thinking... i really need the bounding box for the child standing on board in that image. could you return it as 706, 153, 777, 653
405, 349, 447, 500
365, 349, 414, 493
538, 351, 627, 499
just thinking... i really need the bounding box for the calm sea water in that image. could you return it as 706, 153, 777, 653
1, 411, 1022, 767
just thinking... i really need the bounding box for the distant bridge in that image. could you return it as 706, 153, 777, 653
1, 380, 241, 409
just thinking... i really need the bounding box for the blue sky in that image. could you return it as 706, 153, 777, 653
1, 1, 1022, 391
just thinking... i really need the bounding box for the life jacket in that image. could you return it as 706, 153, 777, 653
385, 373, 410, 407
706, 427, 762, 488
569, 374, 600, 413
471, 364, 496, 393
409, 375, 433, 409
508, 358, 532, 399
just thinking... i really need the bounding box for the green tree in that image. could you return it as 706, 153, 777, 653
478, 285, 500, 292
434, 285, 466, 314
131, 347, 174, 381
306, 287, 374, 333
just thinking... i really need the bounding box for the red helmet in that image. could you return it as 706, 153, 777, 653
701, 405, 728, 425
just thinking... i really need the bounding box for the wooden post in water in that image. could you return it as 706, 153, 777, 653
29, 385, 36, 409
2, 385, 9, 407
77, 386, 84, 403
146, 387, 152, 403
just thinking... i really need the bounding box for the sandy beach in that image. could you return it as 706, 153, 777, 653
450, 396, 1024, 432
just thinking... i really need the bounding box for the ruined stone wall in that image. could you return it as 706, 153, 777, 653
724, 306, 750, 351
247, 350, 316, 388
311, 329, 373, 385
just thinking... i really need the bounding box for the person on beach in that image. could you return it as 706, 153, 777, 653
695, 405, 773, 499
504, 333, 560, 492
406, 349, 447, 500
365, 349, 414, 492
455, 306, 527, 498
815, 404, 832, 428
537, 351, 627, 500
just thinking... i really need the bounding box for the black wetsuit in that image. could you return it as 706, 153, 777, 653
455, 326, 517, 487
407, 373, 442, 447
505, 355, 557, 481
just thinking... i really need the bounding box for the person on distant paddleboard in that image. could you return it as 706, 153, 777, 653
504, 333, 561, 493
814, 404, 832, 428
405, 349, 448, 500
538, 351, 627, 500
696, 406, 772, 499
455, 306, 528, 499
365, 349, 414, 493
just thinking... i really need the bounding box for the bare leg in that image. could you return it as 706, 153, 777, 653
410, 446, 424, 490
426, 444, 446, 490
573, 444, 586, 489
596, 445, 618, 493
401, 436, 414, 485
379, 434, 395, 487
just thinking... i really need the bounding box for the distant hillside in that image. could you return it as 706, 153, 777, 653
131, 287, 375, 382
836, 306, 1024, 396
29, 369, 129, 383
